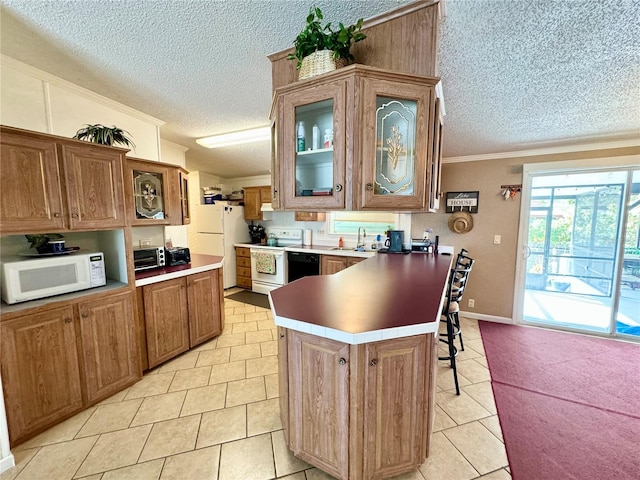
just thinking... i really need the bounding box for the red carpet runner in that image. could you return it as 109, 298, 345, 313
479, 321, 640, 480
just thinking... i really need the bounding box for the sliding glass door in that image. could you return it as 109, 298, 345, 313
616, 169, 640, 336
515, 160, 639, 339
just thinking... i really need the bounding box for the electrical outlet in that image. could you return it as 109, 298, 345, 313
493, 235, 501, 245
317, 229, 325, 235
140, 238, 152, 248
468, 299, 475, 308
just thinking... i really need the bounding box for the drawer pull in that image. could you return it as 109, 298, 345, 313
81, 312, 89, 318
338, 357, 346, 365
64, 317, 72, 323
53, 212, 62, 218
335, 184, 343, 192
71, 213, 79, 218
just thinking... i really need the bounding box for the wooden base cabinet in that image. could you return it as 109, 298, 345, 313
282, 330, 434, 480
235, 247, 252, 289
77, 292, 139, 403
141, 269, 224, 369
143, 277, 190, 369
1, 306, 83, 445
321, 255, 364, 275
0, 290, 140, 446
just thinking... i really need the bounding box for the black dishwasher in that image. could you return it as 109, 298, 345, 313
287, 251, 320, 283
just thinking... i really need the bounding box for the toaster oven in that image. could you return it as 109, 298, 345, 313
133, 246, 165, 272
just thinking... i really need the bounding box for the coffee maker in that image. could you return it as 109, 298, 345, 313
385, 230, 404, 252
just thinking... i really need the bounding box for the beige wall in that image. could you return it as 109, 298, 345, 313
412, 146, 640, 320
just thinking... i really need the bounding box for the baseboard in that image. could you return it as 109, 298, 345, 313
0, 453, 15, 474
459, 311, 514, 324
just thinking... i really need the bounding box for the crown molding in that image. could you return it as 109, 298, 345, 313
1, 54, 164, 126
443, 138, 640, 164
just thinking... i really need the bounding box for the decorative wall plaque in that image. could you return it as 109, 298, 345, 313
445, 191, 479, 213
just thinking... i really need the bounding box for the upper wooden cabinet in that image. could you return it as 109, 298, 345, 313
124, 157, 190, 226
243, 185, 271, 220
270, 66, 440, 212
0, 126, 127, 233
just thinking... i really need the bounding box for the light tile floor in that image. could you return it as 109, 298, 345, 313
2, 289, 511, 480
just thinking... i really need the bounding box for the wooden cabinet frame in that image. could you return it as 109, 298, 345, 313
271, 66, 439, 212
281, 329, 435, 480
0, 126, 127, 233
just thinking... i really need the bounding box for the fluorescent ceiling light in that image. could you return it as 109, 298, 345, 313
196, 126, 271, 149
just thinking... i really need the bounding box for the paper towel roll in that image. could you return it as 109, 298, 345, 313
303, 229, 312, 246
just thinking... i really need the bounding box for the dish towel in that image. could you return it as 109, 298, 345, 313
254, 251, 276, 275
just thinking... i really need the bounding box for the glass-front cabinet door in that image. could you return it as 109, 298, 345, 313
125, 158, 171, 226
282, 80, 346, 210
360, 78, 432, 210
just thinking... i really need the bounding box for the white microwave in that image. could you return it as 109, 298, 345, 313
0, 252, 107, 304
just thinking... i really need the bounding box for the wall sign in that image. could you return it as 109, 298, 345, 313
445, 191, 479, 213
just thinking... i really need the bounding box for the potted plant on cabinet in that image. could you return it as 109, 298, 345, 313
73, 124, 136, 149
287, 6, 366, 80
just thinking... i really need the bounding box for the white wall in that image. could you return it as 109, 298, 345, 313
1, 56, 164, 161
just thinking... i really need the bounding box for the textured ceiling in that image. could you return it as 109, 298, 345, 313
1, 0, 639, 178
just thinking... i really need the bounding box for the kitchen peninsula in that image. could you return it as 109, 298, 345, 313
270, 253, 452, 479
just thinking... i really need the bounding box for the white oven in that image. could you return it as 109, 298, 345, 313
249, 228, 302, 295
250, 247, 286, 294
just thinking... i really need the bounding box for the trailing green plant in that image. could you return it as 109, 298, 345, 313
73, 124, 136, 149
25, 233, 63, 251
287, 6, 366, 70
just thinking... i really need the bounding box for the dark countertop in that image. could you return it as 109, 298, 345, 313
269, 252, 452, 344
135, 254, 224, 286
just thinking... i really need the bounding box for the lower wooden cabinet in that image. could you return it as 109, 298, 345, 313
140, 269, 224, 369
320, 255, 364, 275
235, 246, 252, 289
282, 329, 432, 480
77, 292, 140, 404
143, 277, 190, 368
0, 290, 140, 446
187, 270, 224, 346
1, 306, 83, 445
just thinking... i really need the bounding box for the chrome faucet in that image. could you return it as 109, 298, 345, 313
357, 226, 367, 249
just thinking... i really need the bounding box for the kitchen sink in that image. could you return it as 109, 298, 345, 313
329, 247, 377, 253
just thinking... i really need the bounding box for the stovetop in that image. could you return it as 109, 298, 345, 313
249, 228, 303, 250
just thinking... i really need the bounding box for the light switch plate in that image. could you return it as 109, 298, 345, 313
493, 235, 501, 245
140, 238, 152, 248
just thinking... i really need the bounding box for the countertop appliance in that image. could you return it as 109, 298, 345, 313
287, 251, 320, 283
191, 202, 249, 289
250, 228, 302, 294
166, 247, 190, 266
1, 252, 106, 304
133, 246, 165, 272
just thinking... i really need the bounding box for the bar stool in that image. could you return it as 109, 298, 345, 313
438, 253, 474, 395
450, 250, 474, 352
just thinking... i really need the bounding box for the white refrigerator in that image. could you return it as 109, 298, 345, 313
191, 202, 250, 289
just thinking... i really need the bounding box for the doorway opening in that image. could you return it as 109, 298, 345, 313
515, 159, 639, 340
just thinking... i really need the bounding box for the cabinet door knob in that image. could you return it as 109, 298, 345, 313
64, 317, 72, 323
335, 184, 343, 192
366, 183, 373, 191
81, 312, 89, 318
71, 213, 79, 218
338, 357, 346, 365
53, 212, 62, 218
370, 358, 378, 367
